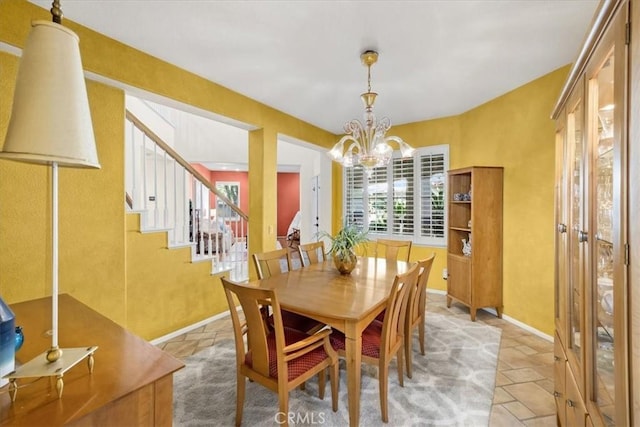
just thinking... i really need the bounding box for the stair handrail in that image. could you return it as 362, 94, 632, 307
125, 110, 248, 222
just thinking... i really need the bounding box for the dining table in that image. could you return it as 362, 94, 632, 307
246, 256, 412, 426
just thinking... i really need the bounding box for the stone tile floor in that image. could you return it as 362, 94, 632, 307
158, 292, 556, 426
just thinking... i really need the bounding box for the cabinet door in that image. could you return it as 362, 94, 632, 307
566, 366, 588, 427
585, 3, 629, 425
555, 116, 569, 342
447, 254, 470, 304
554, 335, 568, 427
566, 82, 586, 383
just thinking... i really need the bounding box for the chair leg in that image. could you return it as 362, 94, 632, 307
330, 362, 339, 412
397, 347, 404, 388
318, 369, 326, 400
236, 374, 246, 427
405, 330, 413, 379
419, 316, 425, 355
379, 363, 389, 423
278, 386, 289, 427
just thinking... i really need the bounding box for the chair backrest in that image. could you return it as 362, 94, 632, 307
380, 263, 420, 357
297, 241, 326, 266
253, 248, 292, 279
221, 277, 286, 378
375, 239, 412, 263
407, 254, 436, 326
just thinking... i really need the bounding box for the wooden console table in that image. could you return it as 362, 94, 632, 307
0, 294, 184, 426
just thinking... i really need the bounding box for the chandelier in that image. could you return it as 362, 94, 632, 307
327, 50, 414, 173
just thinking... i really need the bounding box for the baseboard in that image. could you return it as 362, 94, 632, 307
426, 288, 553, 342
150, 310, 231, 345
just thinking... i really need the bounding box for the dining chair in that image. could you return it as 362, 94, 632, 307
373, 239, 412, 323
252, 248, 322, 334
297, 241, 326, 266
375, 239, 412, 263
221, 278, 339, 427
330, 263, 420, 423
405, 253, 436, 378
253, 247, 293, 279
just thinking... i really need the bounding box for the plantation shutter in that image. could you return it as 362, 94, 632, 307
368, 166, 388, 234
392, 157, 414, 236
342, 144, 448, 245
345, 167, 365, 227
419, 153, 446, 239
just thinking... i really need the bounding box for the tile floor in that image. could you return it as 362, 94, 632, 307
158, 290, 556, 426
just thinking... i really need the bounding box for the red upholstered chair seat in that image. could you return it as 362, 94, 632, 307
280, 310, 322, 334
246, 327, 333, 381
330, 320, 383, 359
253, 248, 322, 334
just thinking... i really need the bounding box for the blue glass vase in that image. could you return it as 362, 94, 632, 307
15, 326, 24, 352
0, 295, 15, 387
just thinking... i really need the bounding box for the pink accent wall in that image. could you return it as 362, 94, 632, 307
209, 170, 249, 213
193, 165, 300, 238
192, 163, 212, 181
277, 173, 300, 236
209, 170, 249, 236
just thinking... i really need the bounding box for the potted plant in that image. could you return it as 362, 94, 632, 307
321, 224, 369, 274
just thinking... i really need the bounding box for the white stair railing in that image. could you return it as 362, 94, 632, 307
125, 110, 249, 282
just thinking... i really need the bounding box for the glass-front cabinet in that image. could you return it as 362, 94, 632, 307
553, 1, 632, 426
568, 91, 584, 374
589, 47, 617, 426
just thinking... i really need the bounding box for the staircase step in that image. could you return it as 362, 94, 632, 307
140, 227, 173, 234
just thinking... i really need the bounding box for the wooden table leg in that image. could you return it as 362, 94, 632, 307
345, 323, 362, 427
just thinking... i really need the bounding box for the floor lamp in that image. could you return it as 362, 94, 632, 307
0, 1, 99, 401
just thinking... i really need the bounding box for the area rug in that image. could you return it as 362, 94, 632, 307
173, 312, 501, 426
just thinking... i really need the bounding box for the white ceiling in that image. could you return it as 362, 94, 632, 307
29, 0, 599, 134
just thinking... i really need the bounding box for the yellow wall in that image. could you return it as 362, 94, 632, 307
0, 49, 128, 325
458, 67, 568, 335
125, 215, 228, 337
0, 0, 566, 338
0, 0, 335, 340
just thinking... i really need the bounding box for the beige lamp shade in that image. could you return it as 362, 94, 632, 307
0, 20, 100, 169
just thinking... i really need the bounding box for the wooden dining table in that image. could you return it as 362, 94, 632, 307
246, 256, 411, 426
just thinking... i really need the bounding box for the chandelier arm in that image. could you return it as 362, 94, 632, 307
328, 135, 354, 161
376, 117, 391, 134
384, 135, 405, 146
345, 119, 366, 137
385, 136, 415, 157
345, 140, 361, 154
338, 134, 357, 146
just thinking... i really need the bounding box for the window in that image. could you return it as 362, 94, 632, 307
343, 145, 448, 246
215, 181, 240, 221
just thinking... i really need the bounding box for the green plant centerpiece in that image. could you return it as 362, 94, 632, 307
321, 224, 369, 274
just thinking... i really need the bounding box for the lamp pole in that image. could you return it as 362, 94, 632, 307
47, 162, 61, 362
